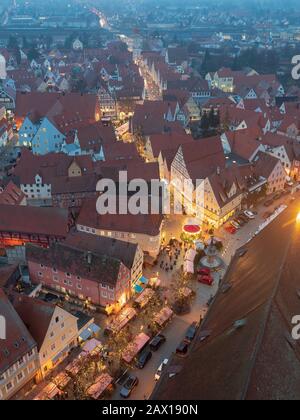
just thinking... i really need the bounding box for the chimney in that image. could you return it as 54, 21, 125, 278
217, 166, 220, 175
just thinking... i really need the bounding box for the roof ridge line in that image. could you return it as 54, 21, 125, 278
241, 225, 295, 400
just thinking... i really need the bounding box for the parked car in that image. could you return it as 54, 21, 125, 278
237, 249, 247, 257
198, 274, 214, 286
244, 210, 255, 219
238, 214, 249, 223
136, 349, 152, 369
176, 340, 190, 356
225, 225, 236, 234
185, 322, 199, 342
149, 334, 166, 351
230, 221, 240, 229
155, 359, 169, 381
197, 267, 211, 276
120, 375, 139, 398
234, 217, 245, 226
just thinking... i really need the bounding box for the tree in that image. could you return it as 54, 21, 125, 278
7, 35, 19, 51
22, 36, 29, 49
169, 271, 195, 315
200, 111, 210, 131
201, 49, 211, 76
27, 47, 40, 61
208, 107, 215, 128
14, 48, 21, 66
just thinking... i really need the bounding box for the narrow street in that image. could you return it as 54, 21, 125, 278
111, 272, 219, 401
136, 58, 162, 101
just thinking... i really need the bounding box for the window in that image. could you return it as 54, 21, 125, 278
61, 322, 65, 329
55, 317, 59, 323
17, 372, 24, 382
28, 363, 34, 372
6, 382, 13, 391
51, 343, 56, 351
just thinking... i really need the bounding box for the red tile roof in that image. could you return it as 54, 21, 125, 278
77, 198, 164, 237
177, 136, 226, 181
13, 149, 95, 185
11, 294, 56, 350
224, 130, 262, 160
148, 132, 194, 159
15, 92, 99, 130
51, 173, 99, 195
65, 231, 139, 270
132, 101, 184, 136
252, 151, 282, 179
0, 289, 36, 375
26, 242, 124, 287
152, 200, 300, 400
0, 205, 69, 238
0, 181, 25, 206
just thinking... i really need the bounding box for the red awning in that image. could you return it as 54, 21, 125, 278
183, 225, 201, 234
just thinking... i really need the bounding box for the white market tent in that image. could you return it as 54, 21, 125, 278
86, 373, 113, 400
122, 332, 150, 364
184, 259, 194, 274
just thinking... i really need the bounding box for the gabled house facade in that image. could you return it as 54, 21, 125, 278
0, 290, 40, 400
26, 242, 132, 310
19, 116, 65, 155
12, 295, 78, 380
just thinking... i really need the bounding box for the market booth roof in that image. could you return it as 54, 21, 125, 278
87, 373, 113, 400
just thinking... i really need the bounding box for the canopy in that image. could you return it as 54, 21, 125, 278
65, 351, 86, 375
53, 371, 71, 389
34, 382, 61, 400
79, 328, 92, 342
154, 307, 174, 327
139, 276, 148, 284
134, 284, 143, 293
184, 260, 194, 274
183, 224, 201, 234
83, 338, 102, 355
134, 288, 155, 309
106, 307, 137, 334
88, 323, 101, 335
87, 373, 113, 399
122, 332, 150, 363
185, 248, 197, 262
